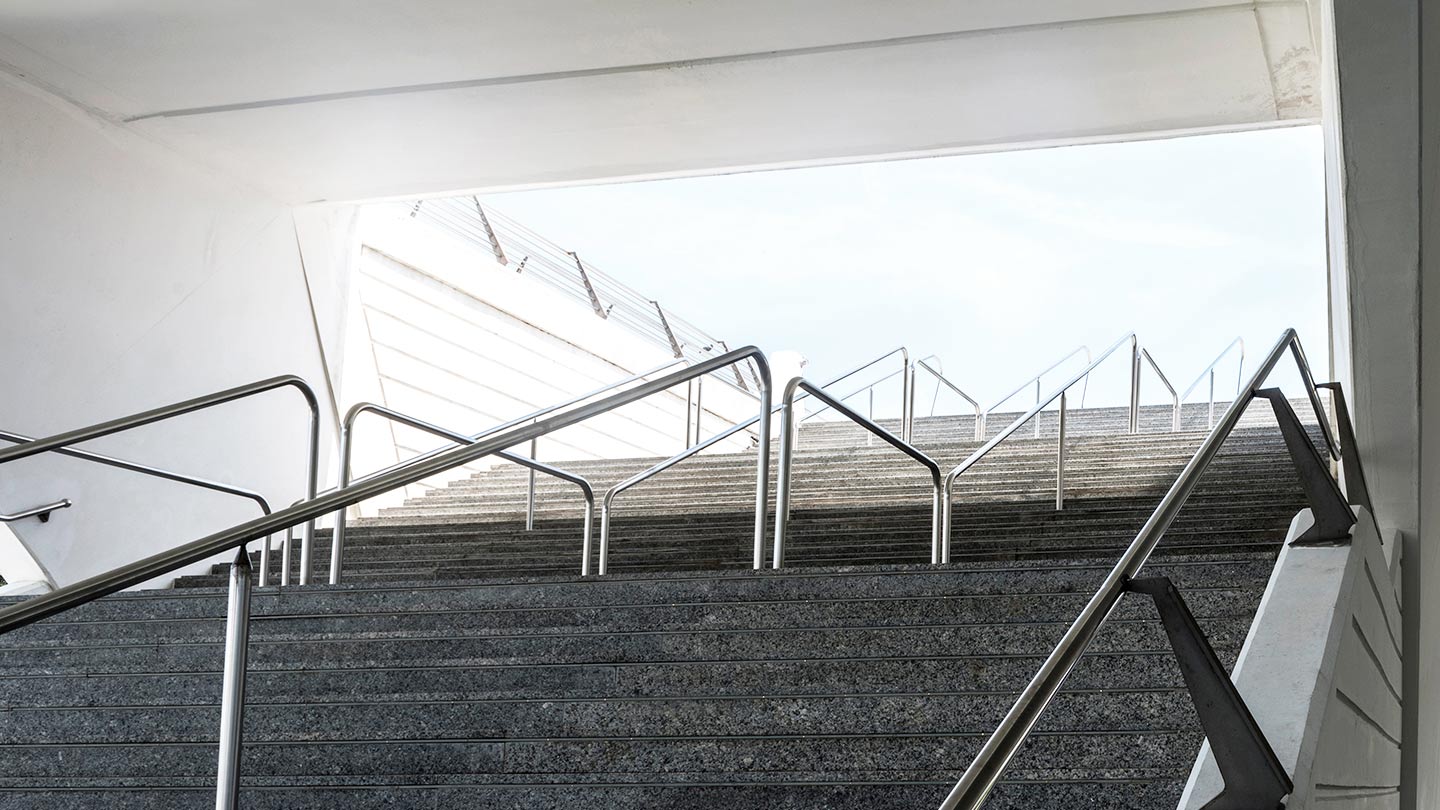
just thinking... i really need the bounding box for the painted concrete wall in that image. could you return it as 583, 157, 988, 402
1317, 1, 1432, 806
0, 73, 338, 589
345, 208, 758, 516
1179, 508, 1401, 809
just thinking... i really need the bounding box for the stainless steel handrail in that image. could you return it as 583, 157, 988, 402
1138, 348, 1181, 431
938, 328, 1336, 810
773, 378, 942, 568
600, 346, 912, 569
0, 346, 770, 810
1181, 336, 1246, 427
982, 345, 1093, 438
0, 347, 771, 629
0, 376, 320, 581
328, 357, 688, 563
0, 499, 71, 522
797, 347, 915, 441
940, 333, 1139, 563
0, 429, 281, 583
915, 358, 983, 441
333, 402, 597, 582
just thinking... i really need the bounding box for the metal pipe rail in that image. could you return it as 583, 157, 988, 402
1138, 348, 1182, 431
0, 376, 320, 581
0, 346, 770, 810
333, 402, 597, 582
600, 346, 917, 571
940, 333, 1139, 564
797, 347, 915, 441
0, 428, 282, 582
0, 499, 71, 522
982, 345, 1093, 438
1181, 336, 1246, 427
914, 358, 983, 441
773, 378, 942, 568
328, 357, 688, 567
0, 349, 769, 619
937, 328, 1337, 810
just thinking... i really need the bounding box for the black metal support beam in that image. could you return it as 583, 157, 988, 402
1252, 388, 1355, 544
1315, 383, 1375, 520
1126, 577, 1291, 810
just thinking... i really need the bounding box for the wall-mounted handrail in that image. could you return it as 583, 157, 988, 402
330, 357, 688, 557
937, 328, 1339, 810
0, 499, 71, 522
773, 378, 942, 568
0, 346, 772, 633
0, 429, 281, 583
798, 347, 915, 441
1181, 337, 1246, 428
915, 358, 983, 441
0, 376, 319, 582
600, 346, 914, 569
1138, 348, 1181, 431
982, 345, 1092, 438
940, 333, 1138, 563
333, 402, 597, 583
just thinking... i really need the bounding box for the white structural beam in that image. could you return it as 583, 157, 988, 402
0, 1, 1318, 203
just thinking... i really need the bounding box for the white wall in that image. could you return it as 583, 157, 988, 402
0, 73, 337, 588
1317, 1, 1428, 805
345, 208, 758, 513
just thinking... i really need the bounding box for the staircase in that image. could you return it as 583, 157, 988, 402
0, 400, 1311, 808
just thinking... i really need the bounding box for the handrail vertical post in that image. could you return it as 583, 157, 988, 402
214, 547, 252, 810
525, 437, 538, 531
901, 350, 913, 442
329, 421, 356, 585
279, 531, 292, 587
1056, 392, 1067, 511
695, 377, 703, 445
1209, 369, 1217, 428
1033, 379, 1042, 438
685, 380, 695, 448
752, 360, 773, 571
297, 403, 321, 585
1129, 336, 1140, 434
773, 381, 800, 569
257, 536, 271, 589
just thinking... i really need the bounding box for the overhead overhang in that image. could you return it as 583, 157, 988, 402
0, 0, 1320, 203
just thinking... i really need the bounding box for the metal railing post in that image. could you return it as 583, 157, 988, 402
525, 437, 538, 531
1129, 336, 1140, 434
685, 379, 695, 448
1033, 380, 1042, 438
279, 531, 292, 587
1056, 392, 1067, 511
694, 377, 703, 445
1209, 369, 1217, 428
329, 419, 356, 585
215, 547, 252, 810
900, 350, 914, 442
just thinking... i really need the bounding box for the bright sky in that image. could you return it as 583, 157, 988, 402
482, 126, 1328, 416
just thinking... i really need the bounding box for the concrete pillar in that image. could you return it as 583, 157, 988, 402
1320, 0, 1429, 806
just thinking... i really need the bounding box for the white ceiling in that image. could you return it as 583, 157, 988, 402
0, 0, 1320, 203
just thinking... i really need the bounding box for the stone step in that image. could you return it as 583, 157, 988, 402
0, 779, 1189, 809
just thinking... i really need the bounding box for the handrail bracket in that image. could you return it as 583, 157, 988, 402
1253, 388, 1356, 545
1125, 576, 1292, 810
